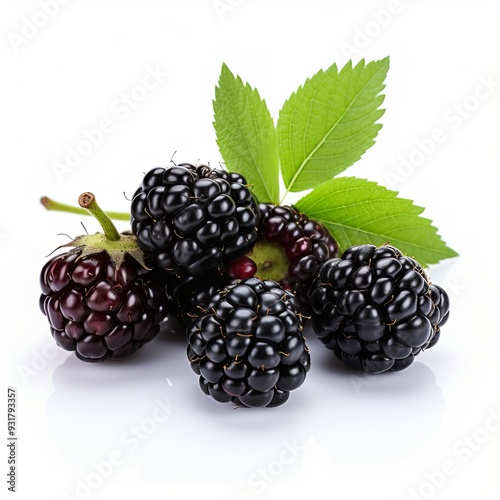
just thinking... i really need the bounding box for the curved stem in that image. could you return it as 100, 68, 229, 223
41, 196, 129, 221
78, 192, 121, 241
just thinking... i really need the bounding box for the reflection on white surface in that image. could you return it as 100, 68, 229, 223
309, 344, 446, 462
45, 319, 446, 497
46, 319, 188, 468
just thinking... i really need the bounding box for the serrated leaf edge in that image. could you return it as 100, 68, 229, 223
279, 58, 389, 196
294, 176, 458, 266
214, 63, 279, 203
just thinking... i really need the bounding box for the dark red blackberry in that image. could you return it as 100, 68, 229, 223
130, 164, 260, 276
39, 193, 167, 362
187, 278, 310, 407
166, 272, 226, 326
309, 244, 450, 374
227, 204, 338, 310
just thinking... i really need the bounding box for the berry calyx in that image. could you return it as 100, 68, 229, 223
70, 192, 146, 269
234, 239, 290, 283
227, 204, 338, 310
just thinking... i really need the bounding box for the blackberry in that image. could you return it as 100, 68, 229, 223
309, 244, 450, 374
39, 193, 167, 362
228, 204, 338, 310
130, 164, 260, 276
187, 278, 310, 407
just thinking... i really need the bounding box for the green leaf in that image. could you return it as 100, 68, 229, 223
214, 63, 280, 204
278, 58, 389, 194
294, 177, 458, 266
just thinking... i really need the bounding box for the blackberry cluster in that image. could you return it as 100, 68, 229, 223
187, 278, 310, 407
39, 249, 167, 362
130, 164, 260, 276
309, 244, 450, 373
39, 164, 452, 406
229, 204, 338, 310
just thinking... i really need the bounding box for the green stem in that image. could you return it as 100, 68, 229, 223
78, 192, 121, 242
41, 196, 129, 221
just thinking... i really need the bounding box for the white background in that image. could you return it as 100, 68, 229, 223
1, 1, 499, 499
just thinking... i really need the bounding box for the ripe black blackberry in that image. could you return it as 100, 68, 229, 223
187, 278, 310, 407
39, 193, 167, 362
227, 204, 338, 310
130, 163, 260, 276
309, 244, 450, 374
